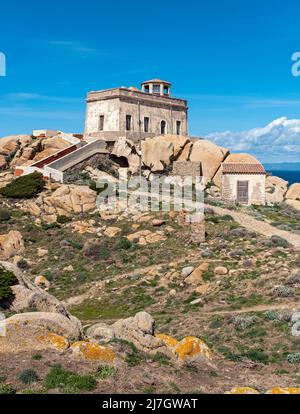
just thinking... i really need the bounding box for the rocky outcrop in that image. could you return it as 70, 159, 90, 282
88, 312, 168, 355
0, 312, 82, 353
22, 185, 97, 223
0, 261, 76, 318
286, 183, 300, 201
141, 137, 174, 172
0, 231, 24, 260
266, 176, 288, 204
0, 171, 14, 188
189, 140, 225, 184
285, 183, 300, 210
70, 341, 116, 362
112, 312, 168, 355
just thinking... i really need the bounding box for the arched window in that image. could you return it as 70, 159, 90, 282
161, 120, 166, 135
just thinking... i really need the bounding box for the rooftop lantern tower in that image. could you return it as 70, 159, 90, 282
141, 79, 171, 97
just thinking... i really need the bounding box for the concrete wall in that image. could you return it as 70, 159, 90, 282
172, 161, 201, 181
222, 174, 266, 205
85, 98, 120, 135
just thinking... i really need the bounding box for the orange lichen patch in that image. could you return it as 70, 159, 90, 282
226, 387, 260, 394
155, 333, 179, 349
71, 341, 116, 362
37, 333, 69, 350
175, 336, 212, 360
266, 388, 300, 394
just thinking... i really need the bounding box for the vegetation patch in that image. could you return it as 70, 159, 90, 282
0, 172, 44, 199
44, 365, 97, 393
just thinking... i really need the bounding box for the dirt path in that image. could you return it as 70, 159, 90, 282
211, 205, 300, 250
201, 302, 300, 316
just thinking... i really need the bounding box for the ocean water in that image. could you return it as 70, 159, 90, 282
267, 170, 300, 185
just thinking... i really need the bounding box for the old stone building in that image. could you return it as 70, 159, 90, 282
84, 79, 188, 142
221, 163, 266, 205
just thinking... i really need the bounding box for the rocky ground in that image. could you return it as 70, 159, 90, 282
1, 133, 300, 395
1, 194, 300, 394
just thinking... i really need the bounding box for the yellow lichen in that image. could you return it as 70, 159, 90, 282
226, 387, 260, 394
266, 388, 300, 394
155, 333, 179, 349
71, 341, 116, 362
175, 336, 212, 360
37, 333, 69, 350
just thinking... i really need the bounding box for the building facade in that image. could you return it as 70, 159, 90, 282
84, 79, 188, 142
221, 163, 266, 205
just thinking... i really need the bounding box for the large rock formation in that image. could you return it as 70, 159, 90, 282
22, 185, 97, 223
189, 140, 225, 184
0, 231, 24, 260
266, 176, 289, 204
0, 312, 82, 353
285, 183, 300, 210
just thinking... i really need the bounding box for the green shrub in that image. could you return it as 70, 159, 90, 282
32, 353, 42, 361
95, 365, 116, 380
18, 369, 39, 385
0, 209, 11, 222
115, 239, 133, 250
0, 265, 18, 301
0, 172, 45, 199
57, 215, 72, 224
287, 353, 300, 364
44, 365, 97, 392
0, 384, 16, 394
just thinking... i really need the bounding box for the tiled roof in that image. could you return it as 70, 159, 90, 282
142, 79, 171, 85
222, 163, 266, 174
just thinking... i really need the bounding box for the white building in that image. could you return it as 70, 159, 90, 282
221, 163, 266, 205
84, 79, 188, 142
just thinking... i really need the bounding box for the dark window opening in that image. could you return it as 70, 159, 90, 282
144, 117, 150, 133
99, 115, 104, 131
126, 115, 132, 131
144, 85, 150, 93
161, 120, 166, 135
164, 86, 169, 95
176, 121, 181, 135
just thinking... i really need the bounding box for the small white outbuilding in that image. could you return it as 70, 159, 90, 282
221, 163, 266, 205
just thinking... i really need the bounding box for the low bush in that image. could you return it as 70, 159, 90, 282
287, 353, 300, 364
0, 265, 18, 301
0, 384, 16, 394
44, 365, 97, 392
95, 365, 116, 380
0, 209, 11, 222
18, 369, 39, 385
0, 172, 45, 199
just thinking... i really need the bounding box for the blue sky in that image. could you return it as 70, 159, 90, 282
1, 0, 300, 161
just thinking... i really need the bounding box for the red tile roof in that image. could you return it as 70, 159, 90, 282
222, 163, 266, 174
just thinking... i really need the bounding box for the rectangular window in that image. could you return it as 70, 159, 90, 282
126, 115, 132, 131
144, 117, 150, 133
153, 84, 161, 94
99, 115, 104, 131
144, 85, 150, 93
176, 121, 181, 135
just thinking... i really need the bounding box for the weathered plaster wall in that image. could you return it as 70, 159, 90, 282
221, 174, 266, 205
85, 99, 120, 134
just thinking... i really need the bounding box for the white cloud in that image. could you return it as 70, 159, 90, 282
206, 117, 300, 163
50, 40, 98, 55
